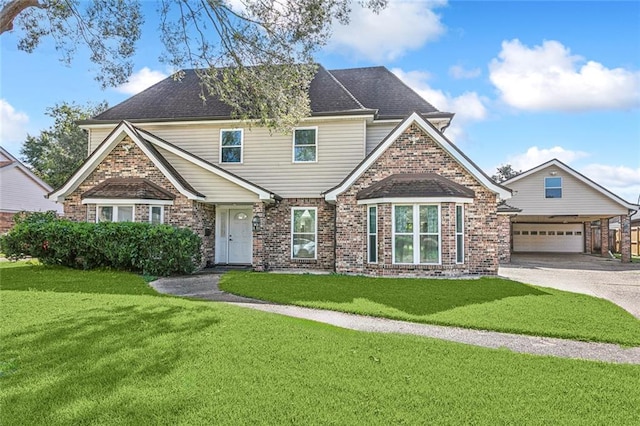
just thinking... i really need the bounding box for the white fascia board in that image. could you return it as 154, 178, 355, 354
78, 114, 375, 130
49, 123, 130, 202
325, 112, 511, 202
48, 121, 203, 202
82, 198, 174, 205
142, 132, 274, 201
357, 196, 474, 205
504, 159, 639, 210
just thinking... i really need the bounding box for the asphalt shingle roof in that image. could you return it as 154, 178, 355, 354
356, 173, 475, 200
82, 177, 176, 200
90, 65, 449, 122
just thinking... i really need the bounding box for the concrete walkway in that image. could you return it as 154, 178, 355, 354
151, 272, 640, 365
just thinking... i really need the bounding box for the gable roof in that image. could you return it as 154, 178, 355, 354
49, 121, 280, 203
0, 146, 53, 193
80, 65, 451, 124
503, 158, 638, 211
324, 112, 511, 202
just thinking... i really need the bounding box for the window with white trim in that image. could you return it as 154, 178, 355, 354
97, 205, 134, 223
393, 205, 440, 264
455, 205, 464, 264
293, 128, 317, 162
149, 206, 164, 225
545, 177, 562, 198
291, 207, 317, 259
368, 205, 377, 263
220, 129, 243, 163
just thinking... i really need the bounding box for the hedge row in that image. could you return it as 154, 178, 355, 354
1, 212, 201, 276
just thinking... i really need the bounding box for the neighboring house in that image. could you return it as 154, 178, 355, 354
610, 210, 640, 256
49, 65, 511, 276
500, 159, 638, 262
0, 146, 64, 233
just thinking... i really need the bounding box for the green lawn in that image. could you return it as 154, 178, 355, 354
220, 271, 640, 346
1, 265, 639, 424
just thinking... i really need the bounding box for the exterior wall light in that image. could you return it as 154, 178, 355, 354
252, 215, 261, 231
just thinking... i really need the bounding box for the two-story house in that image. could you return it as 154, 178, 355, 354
49, 65, 512, 276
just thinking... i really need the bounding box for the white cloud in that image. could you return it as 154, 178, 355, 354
391, 68, 488, 141
489, 39, 640, 111
505, 146, 589, 172
0, 99, 29, 154
449, 65, 481, 79
328, 0, 447, 61
581, 164, 640, 204
115, 67, 168, 95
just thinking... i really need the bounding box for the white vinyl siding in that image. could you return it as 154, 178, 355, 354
513, 223, 583, 253
365, 122, 398, 155
506, 166, 629, 216
0, 167, 62, 214
88, 118, 366, 198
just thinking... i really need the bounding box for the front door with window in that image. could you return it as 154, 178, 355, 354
216, 208, 252, 264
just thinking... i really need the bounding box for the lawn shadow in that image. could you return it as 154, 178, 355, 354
224, 273, 551, 316
1, 303, 221, 424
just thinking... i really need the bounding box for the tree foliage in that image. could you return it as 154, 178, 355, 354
1, 0, 388, 130
492, 164, 521, 183
21, 101, 108, 188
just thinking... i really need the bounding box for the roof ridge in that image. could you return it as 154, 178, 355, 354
324, 66, 367, 110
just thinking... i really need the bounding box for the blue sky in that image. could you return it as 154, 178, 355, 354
1, 0, 639, 202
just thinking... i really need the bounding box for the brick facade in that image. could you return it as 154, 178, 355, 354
253, 198, 335, 272
334, 124, 500, 276
62, 138, 215, 267
600, 218, 610, 256
497, 214, 512, 263
0, 212, 15, 234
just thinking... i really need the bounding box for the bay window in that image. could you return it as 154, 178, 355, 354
456, 205, 464, 264
393, 205, 440, 264
368, 205, 377, 263
97, 205, 134, 223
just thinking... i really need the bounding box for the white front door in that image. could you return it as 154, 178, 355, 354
227, 208, 253, 264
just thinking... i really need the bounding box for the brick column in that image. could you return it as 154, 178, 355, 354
497, 215, 512, 263
620, 215, 632, 263
600, 218, 609, 256
584, 222, 592, 254
252, 202, 267, 271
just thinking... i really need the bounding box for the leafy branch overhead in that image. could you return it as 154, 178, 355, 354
1, 0, 388, 130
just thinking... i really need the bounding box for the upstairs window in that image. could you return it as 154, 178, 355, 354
293, 128, 317, 162
545, 177, 562, 198
220, 129, 243, 163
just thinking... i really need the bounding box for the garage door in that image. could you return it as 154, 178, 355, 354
513, 223, 584, 253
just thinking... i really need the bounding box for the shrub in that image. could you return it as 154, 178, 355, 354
0, 212, 201, 276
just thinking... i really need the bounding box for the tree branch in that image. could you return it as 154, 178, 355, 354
0, 0, 43, 34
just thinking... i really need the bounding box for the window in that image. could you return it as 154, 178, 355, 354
293, 128, 317, 162
291, 208, 317, 259
368, 205, 377, 263
220, 129, 243, 163
149, 206, 164, 225
513, 230, 521, 235
539, 231, 547, 235
531, 231, 538, 235
393, 205, 439, 264
97, 205, 133, 223
455, 205, 464, 264
545, 177, 562, 198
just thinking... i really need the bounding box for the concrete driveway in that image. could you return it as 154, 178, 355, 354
499, 254, 640, 319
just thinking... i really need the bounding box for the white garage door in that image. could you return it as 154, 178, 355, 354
513, 223, 584, 253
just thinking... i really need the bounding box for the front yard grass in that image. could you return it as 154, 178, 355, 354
220, 271, 640, 346
1, 264, 639, 424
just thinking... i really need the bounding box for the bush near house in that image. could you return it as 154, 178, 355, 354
0, 212, 201, 276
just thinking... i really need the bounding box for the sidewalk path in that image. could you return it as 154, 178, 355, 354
151, 272, 640, 365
